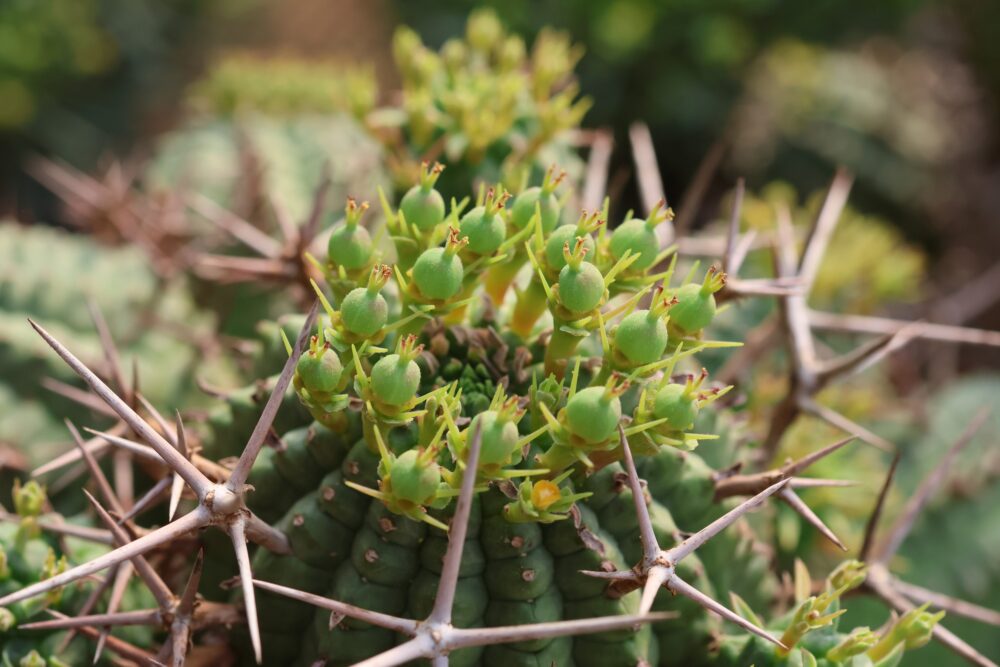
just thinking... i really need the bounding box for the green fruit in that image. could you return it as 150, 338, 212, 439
340, 287, 388, 337
669, 283, 718, 334
459, 205, 507, 255
609, 217, 660, 270
327, 222, 372, 270
370, 353, 421, 406
296, 350, 343, 394
412, 246, 464, 300
565, 386, 622, 444
614, 310, 668, 365
653, 384, 699, 431
511, 186, 560, 232
400, 184, 446, 230
557, 261, 604, 313
470, 411, 520, 467
545, 224, 595, 270
387, 450, 440, 505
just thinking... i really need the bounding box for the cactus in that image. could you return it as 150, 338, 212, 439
7, 11, 1000, 667
0, 223, 236, 468
10, 155, 1000, 666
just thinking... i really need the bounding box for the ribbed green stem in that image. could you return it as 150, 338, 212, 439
543, 326, 585, 378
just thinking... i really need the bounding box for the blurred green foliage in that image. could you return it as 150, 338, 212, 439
392, 0, 928, 191
0, 0, 246, 167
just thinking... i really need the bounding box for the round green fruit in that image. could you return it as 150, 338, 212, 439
412, 247, 464, 300
557, 261, 604, 314
400, 185, 446, 231
297, 350, 343, 394
340, 288, 388, 337
511, 187, 560, 233
653, 384, 698, 430
459, 206, 507, 255
565, 386, 622, 444
614, 311, 668, 365
470, 411, 520, 466
609, 218, 660, 271
370, 354, 421, 406
328, 224, 373, 270
389, 450, 440, 504
669, 283, 717, 333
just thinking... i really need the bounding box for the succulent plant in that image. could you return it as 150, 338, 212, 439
8, 149, 1000, 667
6, 11, 1000, 667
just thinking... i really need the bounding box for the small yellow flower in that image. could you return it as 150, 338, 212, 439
531, 480, 561, 510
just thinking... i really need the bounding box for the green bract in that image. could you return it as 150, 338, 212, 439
669, 268, 726, 335
370, 353, 421, 407
458, 187, 509, 256
669, 283, 715, 333
511, 166, 565, 232
400, 186, 446, 231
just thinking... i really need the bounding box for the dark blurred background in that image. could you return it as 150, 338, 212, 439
1, 0, 998, 350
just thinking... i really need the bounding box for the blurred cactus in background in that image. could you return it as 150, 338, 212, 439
0, 6, 998, 667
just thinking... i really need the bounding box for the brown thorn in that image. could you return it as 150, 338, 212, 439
618, 426, 661, 563
0, 506, 206, 608
82, 490, 174, 609
44, 610, 165, 667
668, 574, 787, 650
27, 318, 212, 498
723, 177, 746, 273
892, 577, 1000, 627
797, 168, 853, 290
874, 409, 990, 563
252, 580, 417, 634
41, 377, 117, 418
670, 479, 788, 563
429, 418, 484, 625
860, 450, 902, 563
66, 420, 125, 516
87, 298, 128, 398
628, 122, 667, 220
227, 301, 319, 490
779, 487, 847, 551
187, 192, 283, 259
